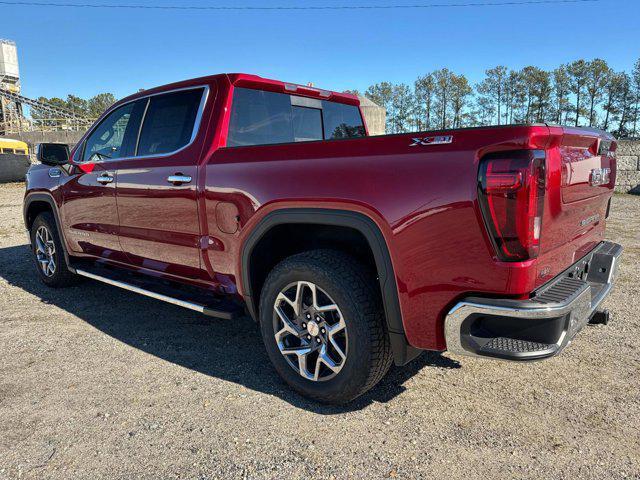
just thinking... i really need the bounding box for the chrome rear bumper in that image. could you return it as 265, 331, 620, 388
444, 241, 623, 361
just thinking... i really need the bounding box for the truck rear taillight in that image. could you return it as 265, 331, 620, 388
478, 150, 546, 262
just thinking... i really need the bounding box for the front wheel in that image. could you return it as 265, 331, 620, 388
30, 212, 76, 288
258, 250, 393, 404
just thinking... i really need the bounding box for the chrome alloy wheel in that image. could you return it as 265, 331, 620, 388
273, 281, 348, 382
34, 226, 56, 277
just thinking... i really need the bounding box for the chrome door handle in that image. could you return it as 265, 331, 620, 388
167, 174, 192, 185
96, 174, 114, 185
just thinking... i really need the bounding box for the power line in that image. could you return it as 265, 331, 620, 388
0, 0, 604, 11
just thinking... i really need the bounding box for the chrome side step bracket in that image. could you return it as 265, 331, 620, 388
75, 268, 238, 320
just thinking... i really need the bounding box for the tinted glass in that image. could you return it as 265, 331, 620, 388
227, 88, 293, 147
137, 88, 203, 156
83, 102, 135, 162
322, 101, 366, 140
227, 87, 365, 147
292, 106, 323, 142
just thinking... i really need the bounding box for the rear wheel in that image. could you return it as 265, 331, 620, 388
259, 250, 393, 403
30, 212, 76, 288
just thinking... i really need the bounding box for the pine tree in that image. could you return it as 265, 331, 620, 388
552, 66, 571, 124
585, 59, 610, 127
433, 68, 454, 129
477, 66, 508, 125
567, 60, 588, 126
414, 73, 435, 131
450, 74, 472, 128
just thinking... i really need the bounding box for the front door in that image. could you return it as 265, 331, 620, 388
115, 87, 209, 280
60, 100, 144, 262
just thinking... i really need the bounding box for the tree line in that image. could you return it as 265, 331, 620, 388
355, 58, 640, 138
31, 93, 117, 127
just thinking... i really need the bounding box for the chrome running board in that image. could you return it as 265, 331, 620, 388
75, 268, 240, 320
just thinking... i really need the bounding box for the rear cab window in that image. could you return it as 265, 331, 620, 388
227, 87, 365, 147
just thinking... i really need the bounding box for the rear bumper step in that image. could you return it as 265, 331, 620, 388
480, 337, 557, 358
445, 241, 623, 361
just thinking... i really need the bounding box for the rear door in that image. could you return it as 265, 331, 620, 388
115, 86, 210, 280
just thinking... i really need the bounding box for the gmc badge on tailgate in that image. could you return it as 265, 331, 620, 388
410, 135, 453, 146
589, 167, 611, 186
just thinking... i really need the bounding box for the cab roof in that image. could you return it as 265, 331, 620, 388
118, 73, 360, 108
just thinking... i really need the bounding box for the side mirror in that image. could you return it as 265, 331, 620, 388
37, 143, 70, 166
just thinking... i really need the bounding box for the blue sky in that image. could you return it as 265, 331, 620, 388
1, 0, 639, 101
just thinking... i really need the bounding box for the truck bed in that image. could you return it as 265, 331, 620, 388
206, 123, 616, 350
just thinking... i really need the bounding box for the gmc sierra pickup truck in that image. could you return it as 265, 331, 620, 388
25, 73, 622, 403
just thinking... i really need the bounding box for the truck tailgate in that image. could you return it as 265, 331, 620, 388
560, 128, 616, 203
536, 126, 617, 288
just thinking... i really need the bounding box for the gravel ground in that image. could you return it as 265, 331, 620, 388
0, 182, 638, 480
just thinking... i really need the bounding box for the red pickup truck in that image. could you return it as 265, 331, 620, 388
25, 73, 622, 403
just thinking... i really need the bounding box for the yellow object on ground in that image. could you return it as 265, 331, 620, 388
0, 137, 31, 183
0, 137, 29, 155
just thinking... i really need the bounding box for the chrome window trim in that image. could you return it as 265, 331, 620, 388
79, 84, 210, 164
133, 97, 151, 156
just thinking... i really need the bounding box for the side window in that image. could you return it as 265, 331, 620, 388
322, 101, 366, 140
227, 88, 293, 147
137, 88, 204, 156
83, 102, 136, 162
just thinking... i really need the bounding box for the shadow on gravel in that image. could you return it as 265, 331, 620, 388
0, 244, 460, 414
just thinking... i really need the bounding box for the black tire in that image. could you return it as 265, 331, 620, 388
30, 212, 76, 288
259, 249, 393, 404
